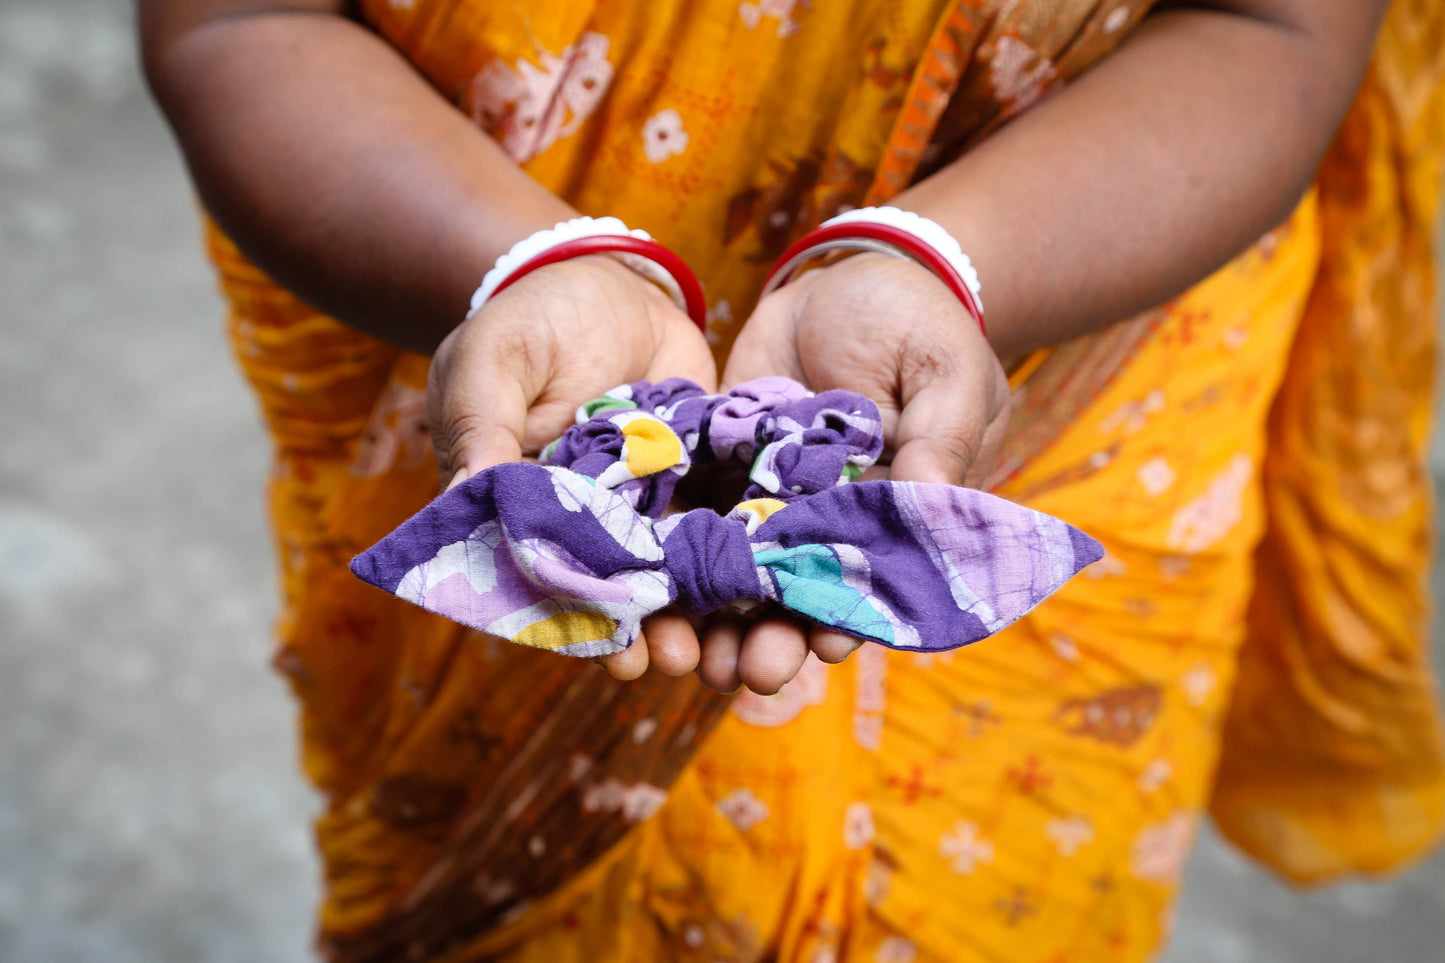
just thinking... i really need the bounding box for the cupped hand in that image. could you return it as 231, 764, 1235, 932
688, 252, 1011, 694
427, 253, 718, 681
429, 253, 716, 481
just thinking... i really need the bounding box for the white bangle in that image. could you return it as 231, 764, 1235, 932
822, 207, 982, 311
468, 216, 688, 318
762, 206, 984, 332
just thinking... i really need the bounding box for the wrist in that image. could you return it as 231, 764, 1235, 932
801, 252, 996, 353
561, 252, 688, 313
763, 206, 985, 336
467, 216, 707, 329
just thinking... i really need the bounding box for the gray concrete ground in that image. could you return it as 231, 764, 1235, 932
1, 2, 1442, 961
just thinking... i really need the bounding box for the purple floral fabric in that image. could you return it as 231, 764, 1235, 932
351, 379, 1103, 658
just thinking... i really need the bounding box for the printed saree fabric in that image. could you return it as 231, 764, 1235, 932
204, 1, 1445, 961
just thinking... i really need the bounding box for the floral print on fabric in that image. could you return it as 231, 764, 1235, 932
730, 650, 830, 727
211, 1, 1445, 961
351, 378, 1103, 656
351, 380, 429, 478
738, 0, 809, 37
642, 109, 690, 163
467, 32, 614, 163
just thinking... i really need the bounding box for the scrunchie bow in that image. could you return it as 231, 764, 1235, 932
351, 378, 1103, 658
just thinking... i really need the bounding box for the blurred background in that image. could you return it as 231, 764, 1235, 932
1, 2, 1443, 960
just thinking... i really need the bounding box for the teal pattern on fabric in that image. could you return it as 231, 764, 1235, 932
352, 378, 1106, 659
754, 544, 895, 643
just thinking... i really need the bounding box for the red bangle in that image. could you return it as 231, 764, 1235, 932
764, 222, 986, 336
490, 235, 709, 332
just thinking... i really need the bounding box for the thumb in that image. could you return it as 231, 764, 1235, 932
888, 364, 1000, 487
438, 412, 526, 490
719, 297, 806, 392
428, 349, 532, 491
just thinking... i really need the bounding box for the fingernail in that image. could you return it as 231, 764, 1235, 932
445, 466, 471, 491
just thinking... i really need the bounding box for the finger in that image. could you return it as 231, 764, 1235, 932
445, 466, 472, 492
642, 612, 701, 677
889, 351, 1001, 487
697, 615, 745, 693
719, 293, 807, 392
428, 342, 532, 486
809, 628, 863, 665
598, 636, 650, 681
737, 614, 810, 695
436, 404, 528, 488
519, 393, 593, 456
648, 316, 721, 394
963, 399, 1011, 490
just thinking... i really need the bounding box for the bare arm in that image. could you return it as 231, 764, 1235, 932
140, 0, 719, 689
895, 0, 1389, 359
141, 1, 1382, 359
138, 0, 574, 353
143, 0, 1394, 694
715, 0, 1390, 692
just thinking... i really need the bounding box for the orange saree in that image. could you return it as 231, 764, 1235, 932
204, 2, 1445, 961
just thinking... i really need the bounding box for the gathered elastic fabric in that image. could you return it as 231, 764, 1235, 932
351, 378, 1102, 656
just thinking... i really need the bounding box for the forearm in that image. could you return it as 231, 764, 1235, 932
141, 3, 573, 353
894, 1, 1387, 360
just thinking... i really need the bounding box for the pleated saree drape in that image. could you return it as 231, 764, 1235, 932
203, 2, 1445, 959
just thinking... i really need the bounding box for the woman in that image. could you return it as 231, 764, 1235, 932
139, 1, 1445, 960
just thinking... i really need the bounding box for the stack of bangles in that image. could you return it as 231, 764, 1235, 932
465, 207, 986, 336
349, 211, 1090, 658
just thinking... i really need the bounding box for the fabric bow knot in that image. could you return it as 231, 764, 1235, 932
350, 378, 1104, 658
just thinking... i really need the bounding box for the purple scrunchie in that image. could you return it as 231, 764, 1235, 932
350, 377, 1104, 658
542, 377, 885, 516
